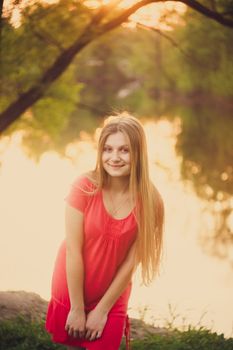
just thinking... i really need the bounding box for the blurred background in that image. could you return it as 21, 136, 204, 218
1, 0, 233, 339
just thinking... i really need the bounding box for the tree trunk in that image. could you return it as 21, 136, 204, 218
0, 0, 233, 134
0, 34, 94, 132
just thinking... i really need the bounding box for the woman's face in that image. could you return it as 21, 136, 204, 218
102, 131, 131, 178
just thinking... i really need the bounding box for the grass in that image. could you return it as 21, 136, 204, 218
124, 328, 233, 350
0, 317, 233, 350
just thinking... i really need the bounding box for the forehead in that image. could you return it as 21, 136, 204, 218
104, 131, 129, 146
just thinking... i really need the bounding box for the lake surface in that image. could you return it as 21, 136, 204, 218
0, 117, 232, 337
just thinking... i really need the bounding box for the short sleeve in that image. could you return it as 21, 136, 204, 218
65, 176, 94, 213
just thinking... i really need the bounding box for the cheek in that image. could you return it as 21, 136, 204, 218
124, 154, 131, 164
121, 154, 130, 165
102, 153, 108, 163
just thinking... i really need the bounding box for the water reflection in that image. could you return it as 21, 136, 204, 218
174, 105, 233, 265
11, 103, 233, 265
0, 118, 232, 337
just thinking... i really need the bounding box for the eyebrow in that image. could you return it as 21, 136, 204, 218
104, 144, 129, 147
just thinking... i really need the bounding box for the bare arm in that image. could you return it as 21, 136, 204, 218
85, 241, 137, 340
65, 204, 86, 338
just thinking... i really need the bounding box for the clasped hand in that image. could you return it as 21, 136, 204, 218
65, 307, 108, 341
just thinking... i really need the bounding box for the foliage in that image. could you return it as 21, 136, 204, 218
1, 1, 233, 200
1, 0, 91, 141
70, 12, 233, 124
173, 7, 233, 97
0, 317, 65, 350
2, 0, 90, 102
2, 1, 233, 145
173, 100, 233, 262
175, 103, 233, 199
127, 328, 233, 350
73, 26, 161, 117
15, 66, 84, 160
1, 317, 233, 350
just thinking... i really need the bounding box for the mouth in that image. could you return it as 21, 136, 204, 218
108, 164, 124, 168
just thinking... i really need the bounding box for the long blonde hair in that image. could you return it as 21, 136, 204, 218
91, 112, 164, 285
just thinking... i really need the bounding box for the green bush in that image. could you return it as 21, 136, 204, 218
0, 317, 65, 350
1, 317, 233, 350
129, 328, 233, 350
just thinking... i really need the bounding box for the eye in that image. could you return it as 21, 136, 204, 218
120, 147, 129, 153
103, 146, 112, 152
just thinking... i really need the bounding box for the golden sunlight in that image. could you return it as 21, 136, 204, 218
3, 0, 59, 27
85, 0, 186, 29
1, 120, 233, 338
4, 0, 186, 30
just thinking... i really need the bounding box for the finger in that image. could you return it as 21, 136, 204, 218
68, 327, 74, 337
85, 329, 92, 339
65, 323, 71, 333
96, 331, 102, 339
89, 331, 98, 341
79, 330, 85, 338
73, 330, 79, 338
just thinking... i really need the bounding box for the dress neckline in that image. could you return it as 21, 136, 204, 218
100, 190, 134, 222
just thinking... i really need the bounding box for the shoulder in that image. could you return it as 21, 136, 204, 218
71, 171, 98, 192
66, 172, 98, 212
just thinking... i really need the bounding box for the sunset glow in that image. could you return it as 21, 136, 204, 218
86, 0, 186, 29
4, 0, 186, 29
0, 120, 232, 338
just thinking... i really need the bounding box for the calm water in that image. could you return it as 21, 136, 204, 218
0, 118, 232, 337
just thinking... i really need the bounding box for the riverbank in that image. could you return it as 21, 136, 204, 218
0, 291, 233, 350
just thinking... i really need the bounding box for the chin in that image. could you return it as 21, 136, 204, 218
104, 166, 130, 177
110, 171, 130, 178
110, 173, 128, 178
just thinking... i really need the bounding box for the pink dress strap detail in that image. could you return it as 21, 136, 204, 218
124, 314, 131, 350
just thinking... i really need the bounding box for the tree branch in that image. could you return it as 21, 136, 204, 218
1, 0, 233, 134
207, 0, 216, 12
0, 6, 109, 133
0, 0, 3, 21
136, 22, 196, 63
0, 1, 3, 63
102, 0, 233, 30
136, 22, 212, 69
179, 0, 233, 27
29, 22, 65, 52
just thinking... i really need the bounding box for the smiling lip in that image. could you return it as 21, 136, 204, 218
108, 164, 124, 168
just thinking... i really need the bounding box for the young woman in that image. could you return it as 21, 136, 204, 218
45, 113, 164, 350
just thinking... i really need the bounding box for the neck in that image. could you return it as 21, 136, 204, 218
107, 176, 129, 193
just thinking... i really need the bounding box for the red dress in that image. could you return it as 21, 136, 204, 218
45, 176, 137, 349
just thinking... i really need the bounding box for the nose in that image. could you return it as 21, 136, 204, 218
111, 150, 121, 162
